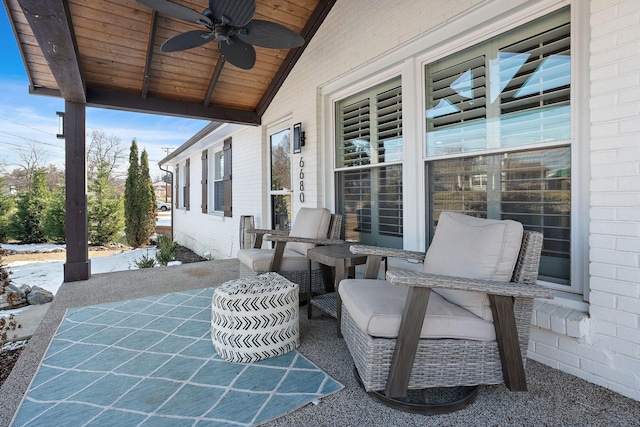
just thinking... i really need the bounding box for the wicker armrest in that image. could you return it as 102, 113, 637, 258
246, 228, 290, 236
350, 244, 425, 263
265, 235, 343, 245
386, 269, 555, 299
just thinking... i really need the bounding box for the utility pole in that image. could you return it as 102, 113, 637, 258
161, 147, 172, 202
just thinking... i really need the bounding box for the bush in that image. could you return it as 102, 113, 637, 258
133, 251, 156, 268
155, 234, 178, 266
10, 169, 49, 243
88, 162, 124, 245
44, 186, 66, 244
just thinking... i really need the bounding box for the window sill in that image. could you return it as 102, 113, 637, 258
531, 298, 590, 339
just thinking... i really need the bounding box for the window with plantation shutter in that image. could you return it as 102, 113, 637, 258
425, 7, 573, 287
338, 98, 370, 168
336, 77, 403, 248
426, 8, 570, 156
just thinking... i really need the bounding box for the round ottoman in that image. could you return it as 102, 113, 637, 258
211, 272, 299, 362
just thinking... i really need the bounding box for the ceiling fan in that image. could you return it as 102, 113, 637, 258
137, 0, 305, 70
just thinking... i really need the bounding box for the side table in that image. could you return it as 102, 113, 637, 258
307, 243, 382, 337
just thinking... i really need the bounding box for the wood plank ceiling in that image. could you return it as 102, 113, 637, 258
4, 0, 335, 125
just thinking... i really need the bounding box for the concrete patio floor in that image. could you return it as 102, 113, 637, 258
1, 258, 639, 426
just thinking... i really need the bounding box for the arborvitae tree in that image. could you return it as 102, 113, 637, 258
124, 140, 156, 248
140, 149, 157, 240
10, 168, 50, 243
88, 162, 124, 245
43, 185, 66, 244
124, 139, 142, 247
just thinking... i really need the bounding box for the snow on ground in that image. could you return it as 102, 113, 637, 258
3, 245, 158, 296
2, 243, 67, 253
3, 212, 172, 297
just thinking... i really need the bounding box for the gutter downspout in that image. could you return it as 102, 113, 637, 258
158, 165, 174, 240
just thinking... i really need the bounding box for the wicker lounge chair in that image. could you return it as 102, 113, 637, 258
339, 212, 554, 414
237, 207, 343, 298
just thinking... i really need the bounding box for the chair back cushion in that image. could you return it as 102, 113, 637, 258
423, 212, 523, 321
287, 208, 332, 255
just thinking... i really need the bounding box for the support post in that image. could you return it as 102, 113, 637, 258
63, 100, 91, 282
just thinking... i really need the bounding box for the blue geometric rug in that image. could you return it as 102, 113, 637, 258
12, 288, 343, 426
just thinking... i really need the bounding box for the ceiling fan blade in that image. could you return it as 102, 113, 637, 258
219, 39, 256, 70
237, 19, 305, 49
161, 30, 215, 52
137, 0, 212, 26
209, 0, 255, 27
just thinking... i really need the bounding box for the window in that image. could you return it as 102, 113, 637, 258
270, 128, 292, 230
213, 150, 225, 212
205, 148, 225, 214
425, 8, 572, 286
181, 159, 190, 210
336, 77, 403, 247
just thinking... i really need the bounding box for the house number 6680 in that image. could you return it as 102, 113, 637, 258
299, 157, 305, 203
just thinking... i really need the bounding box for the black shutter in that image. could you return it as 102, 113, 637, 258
223, 137, 232, 217
185, 158, 190, 211
201, 150, 208, 213
175, 165, 179, 209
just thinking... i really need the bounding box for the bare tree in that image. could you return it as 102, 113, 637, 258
17, 143, 48, 191
87, 130, 126, 182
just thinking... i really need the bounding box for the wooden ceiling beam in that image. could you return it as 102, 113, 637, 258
86, 88, 260, 125
141, 10, 158, 99
17, 0, 86, 103
204, 59, 226, 107
255, 0, 337, 117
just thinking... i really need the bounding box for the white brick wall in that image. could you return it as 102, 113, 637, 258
173, 0, 640, 402
532, 0, 640, 402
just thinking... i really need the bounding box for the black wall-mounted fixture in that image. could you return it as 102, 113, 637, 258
56, 111, 65, 139
293, 122, 305, 154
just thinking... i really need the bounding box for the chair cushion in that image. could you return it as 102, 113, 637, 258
287, 208, 332, 255
423, 212, 523, 321
237, 248, 320, 272
339, 279, 496, 341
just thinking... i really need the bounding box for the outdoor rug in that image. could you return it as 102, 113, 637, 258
12, 288, 343, 426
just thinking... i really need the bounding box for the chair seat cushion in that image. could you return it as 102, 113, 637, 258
423, 212, 524, 321
237, 248, 320, 272
339, 279, 496, 341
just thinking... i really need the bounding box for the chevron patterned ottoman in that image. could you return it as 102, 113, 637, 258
211, 272, 300, 362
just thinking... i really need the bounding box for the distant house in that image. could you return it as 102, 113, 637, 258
152, 181, 171, 201
159, 1, 640, 404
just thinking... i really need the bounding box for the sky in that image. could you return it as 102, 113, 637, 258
0, 6, 208, 179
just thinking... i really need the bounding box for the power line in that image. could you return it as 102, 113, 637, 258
0, 115, 55, 136
0, 130, 64, 150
